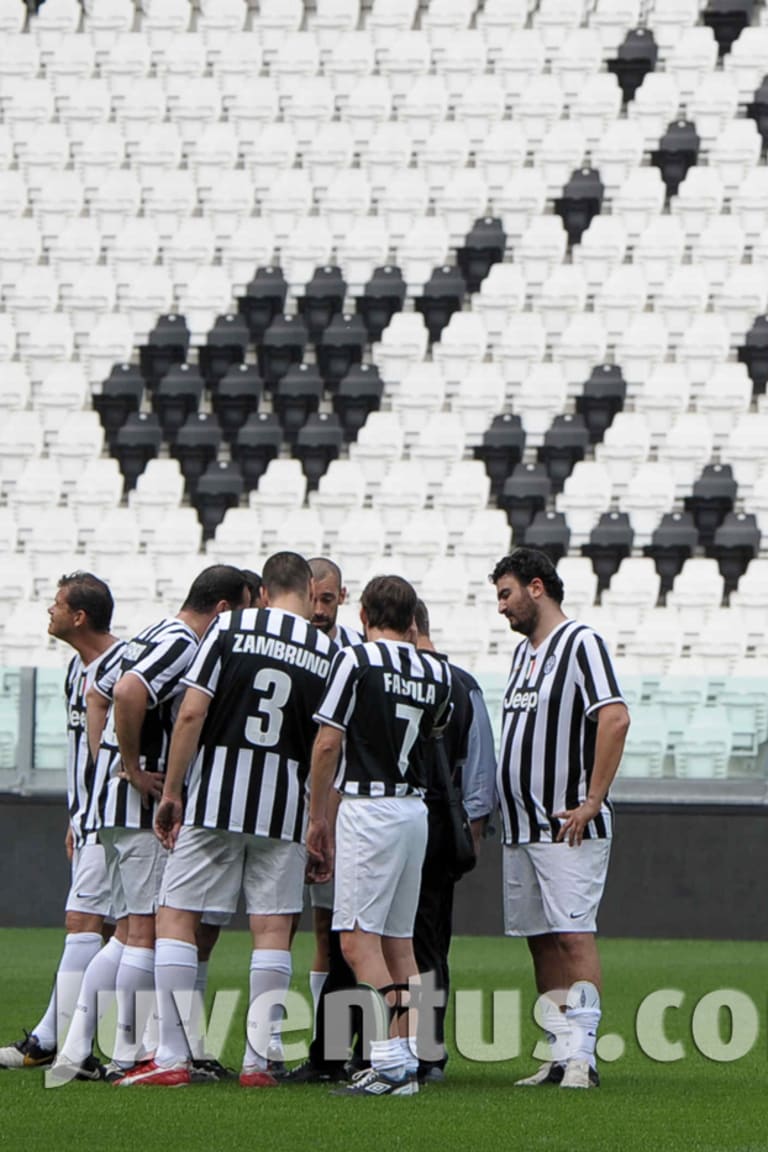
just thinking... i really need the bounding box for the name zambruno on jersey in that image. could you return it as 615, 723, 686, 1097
87, 617, 201, 833
314, 639, 452, 798
182, 607, 337, 841
497, 620, 625, 846
65, 640, 125, 847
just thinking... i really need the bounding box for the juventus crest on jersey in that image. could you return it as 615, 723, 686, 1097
182, 606, 337, 841
314, 639, 452, 797
64, 640, 125, 848
87, 617, 200, 833
497, 620, 625, 845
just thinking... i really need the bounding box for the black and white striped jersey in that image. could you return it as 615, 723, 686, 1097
88, 617, 200, 832
335, 623, 364, 647
314, 639, 452, 797
182, 607, 337, 841
65, 640, 125, 848
497, 619, 626, 845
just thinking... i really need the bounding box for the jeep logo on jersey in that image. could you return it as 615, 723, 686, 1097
504, 688, 539, 712
69, 707, 86, 730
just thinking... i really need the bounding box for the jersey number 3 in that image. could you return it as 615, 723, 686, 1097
245, 668, 292, 747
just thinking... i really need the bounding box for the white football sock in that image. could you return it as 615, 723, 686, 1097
57, 936, 124, 1065
565, 981, 601, 1067
403, 1036, 419, 1078
541, 990, 572, 1065
243, 950, 291, 1072
155, 938, 198, 1068
33, 932, 103, 1051
113, 946, 155, 1067
186, 960, 208, 1060
370, 1037, 406, 1080
309, 970, 327, 1039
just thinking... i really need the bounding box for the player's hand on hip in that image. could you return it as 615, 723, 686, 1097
118, 761, 164, 808
555, 797, 602, 847
154, 796, 183, 850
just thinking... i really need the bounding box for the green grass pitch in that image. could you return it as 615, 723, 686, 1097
2, 928, 767, 1152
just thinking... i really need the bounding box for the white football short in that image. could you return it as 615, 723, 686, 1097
65, 841, 113, 918
99, 827, 167, 920
502, 839, 611, 937
159, 826, 306, 917
309, 879, 334, 912
333, 795, 428, 939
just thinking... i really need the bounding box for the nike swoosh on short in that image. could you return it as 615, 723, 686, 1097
569, 911, 588, 919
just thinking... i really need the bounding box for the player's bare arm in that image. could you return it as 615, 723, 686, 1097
85, 683, 111, 764
155, 686, 210, 849
307, 723, 343, 883
556, 702, 630, 847
113, 672, 164, 806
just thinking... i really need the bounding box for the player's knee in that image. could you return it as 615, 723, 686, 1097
65, 910, 103, 935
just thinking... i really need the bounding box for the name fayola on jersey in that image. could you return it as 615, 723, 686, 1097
382, 671, 437, 703
231, 631, 330, 677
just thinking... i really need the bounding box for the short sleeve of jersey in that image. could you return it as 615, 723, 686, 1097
124, 630, 198, 707
575, 629, 625, 717
181, 613, 229, 699
93, 648, 123, 701
313, 647, 360, 731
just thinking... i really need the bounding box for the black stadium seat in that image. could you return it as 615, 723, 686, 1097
554, 167, 604, 246
537, 413, 589, 493
297, 266, 347, 343
93, 362, 144, 445
523, 510, 571, 564
151, 363, 204, 442
456, 216, 506, 293
582, 512, 634, 592
644, 511, 699, 595
192, 460, 245, 540
650, 119, 700, 197
316, 312, 367, 390
683, 463, 737, 548
139, 313, 190, 390
231, 413, 283, 490
747, 76, 768, 147
575, 364, 626, 444
706, 511, 761, 595
170, 412, 222, 495
703, 0, 754, 56
113, 411, 163, 491
198, 313, 249, 390
332, 363, 384, 441
237, 266, 288, 344
273, 363, 323, 442
498, 462, 551, 539
415, 264, 467, 343
737, 314, 768, 395
607, 27, 658, 103
292, 412, 344, 490
474, 414, 526, 497
211, 364, 263, 442
356, 265, 407, 343
257, 313, 309, 390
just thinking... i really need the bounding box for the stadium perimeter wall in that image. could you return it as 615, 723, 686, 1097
2, 793, 765, 939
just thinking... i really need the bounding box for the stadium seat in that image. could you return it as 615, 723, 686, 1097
249, 458, 307, 539
672, 706, 733, 778
388, 511, 450, 583
556, 461, 613, 548
633, 366, 690, 440
537, 413, 589, 494
499, 462, 552, 544
332, 363, 384, 441
653, 268, 710, 344
474, 415, 527, 499
514, 365, 568, 446
128, 457, 185, 535
230, 413, 282, 492
656, 413, 715, 500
